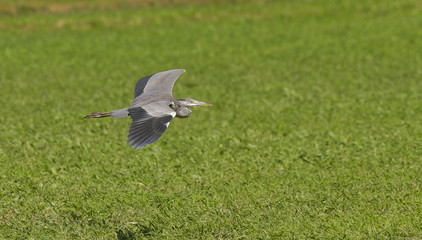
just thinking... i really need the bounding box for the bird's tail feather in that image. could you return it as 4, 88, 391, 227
85, 112, 111, 119
110, 108, 129, 119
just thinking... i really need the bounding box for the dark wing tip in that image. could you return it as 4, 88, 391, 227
127, 113, 174, 150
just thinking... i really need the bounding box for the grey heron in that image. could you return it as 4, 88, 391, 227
85, 69, 213, 150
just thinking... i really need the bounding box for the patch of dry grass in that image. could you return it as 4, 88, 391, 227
0, 0, 270, 15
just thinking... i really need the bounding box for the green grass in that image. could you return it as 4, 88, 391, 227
1, 0, 422, 238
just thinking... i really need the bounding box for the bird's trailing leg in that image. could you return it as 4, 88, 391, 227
85, 112, 111, 119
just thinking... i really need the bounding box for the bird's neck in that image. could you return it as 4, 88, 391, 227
175, 106, 192, 118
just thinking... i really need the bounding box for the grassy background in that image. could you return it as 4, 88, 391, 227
1, 0, 421, 238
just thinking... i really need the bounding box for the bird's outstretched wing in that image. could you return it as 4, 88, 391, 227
133, 69, 185, 98
127, 101, 176, 150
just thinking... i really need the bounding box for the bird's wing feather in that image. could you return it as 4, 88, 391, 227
127, 101, 176, 150
133, 69, 185, 98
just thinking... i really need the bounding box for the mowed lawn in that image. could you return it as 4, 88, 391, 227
1, 0, 421, 238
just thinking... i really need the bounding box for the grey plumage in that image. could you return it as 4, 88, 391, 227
85, 69, 213, 150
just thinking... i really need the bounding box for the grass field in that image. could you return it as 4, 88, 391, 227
1, 0, 421, 238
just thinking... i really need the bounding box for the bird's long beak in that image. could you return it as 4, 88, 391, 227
200, 102, 214, 106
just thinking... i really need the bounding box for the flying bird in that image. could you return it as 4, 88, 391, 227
85, 69, 213, 150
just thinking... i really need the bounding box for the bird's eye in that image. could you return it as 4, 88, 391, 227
169, 102, 175, 108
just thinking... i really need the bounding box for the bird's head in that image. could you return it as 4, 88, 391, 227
178, 98, 214, 107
